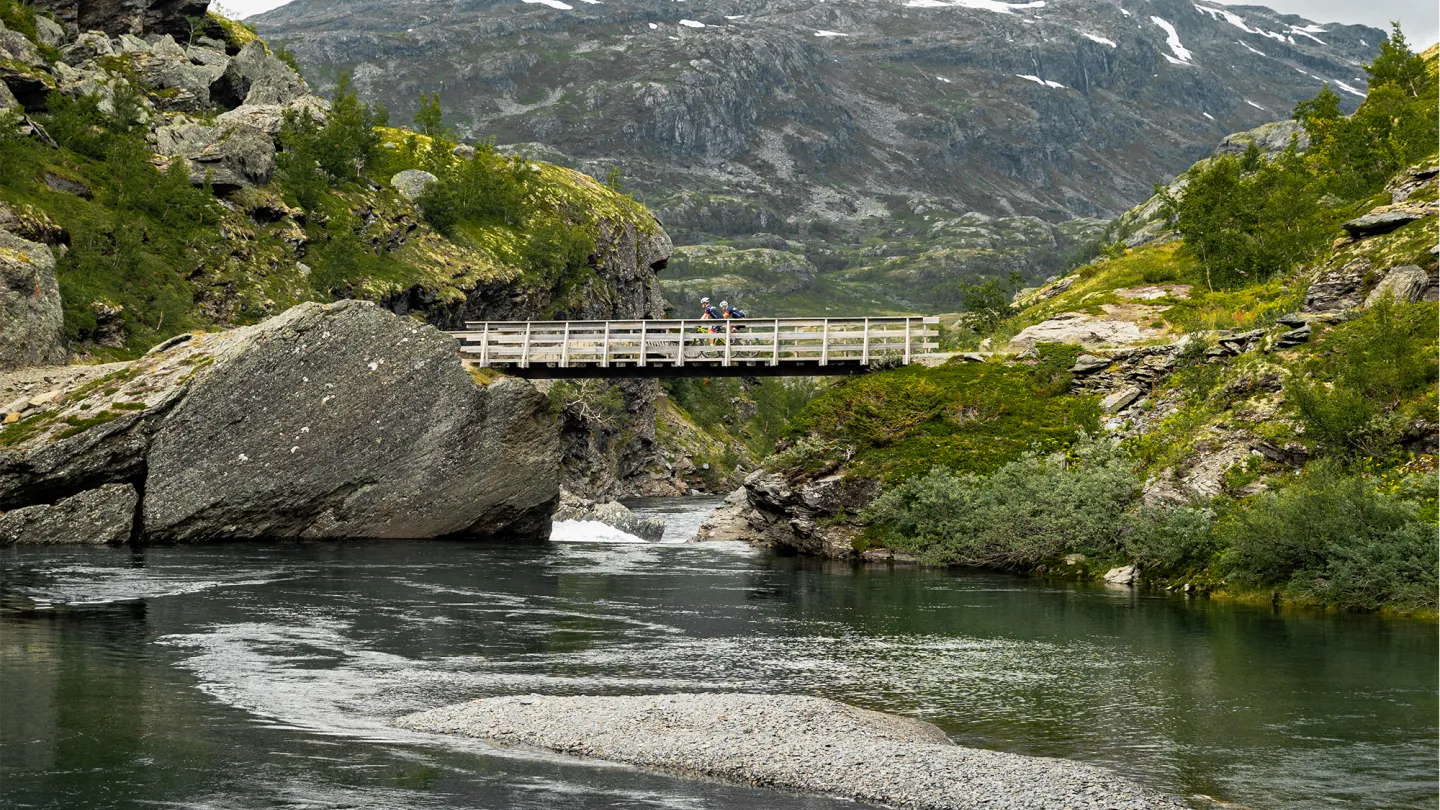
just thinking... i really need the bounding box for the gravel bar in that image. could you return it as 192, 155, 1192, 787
396, 693, 1189, 809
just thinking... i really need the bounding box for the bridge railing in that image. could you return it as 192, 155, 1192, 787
452, 317, 939, 370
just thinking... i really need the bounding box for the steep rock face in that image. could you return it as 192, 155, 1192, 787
0, 301, 560, 542
0, 230, 66, 371
257, 0, 1378, 225
31, 0, 209, 39
0, 484, 137, 545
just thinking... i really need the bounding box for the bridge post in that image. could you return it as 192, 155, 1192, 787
601, 321, 610, 368
521, 321, 532, 368
723, 320, 732, 366
820, 319, 829, 366
561, 321, 570, 368
640, 321, 647, 368
862, 317, 870, 365
479, 322, 490, 367
904, 318, 911, 365
770, 319, 779, 366
677, 320, 685, 367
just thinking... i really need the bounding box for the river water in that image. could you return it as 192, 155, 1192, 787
0, 497, 1434, 810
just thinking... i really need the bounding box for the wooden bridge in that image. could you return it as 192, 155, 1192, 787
450, 317, 940, 378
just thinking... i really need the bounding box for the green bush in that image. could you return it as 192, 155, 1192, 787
1219, 462, 1438, 611
418, 143, 531, 236
1287, 299, 1437, 457
864, 435, 1140, 567
1121, 504, 1219, 576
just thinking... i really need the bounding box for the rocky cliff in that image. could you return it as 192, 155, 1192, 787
254, 0, 1383, 313
0, 300, 560, 544
0, 1, 677, 496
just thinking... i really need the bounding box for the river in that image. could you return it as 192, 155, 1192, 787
1, 497, 1434, 809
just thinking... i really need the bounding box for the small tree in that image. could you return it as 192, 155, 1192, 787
413, 92, 448, 137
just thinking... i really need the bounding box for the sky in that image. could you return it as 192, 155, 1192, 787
215, 0, 1439, 48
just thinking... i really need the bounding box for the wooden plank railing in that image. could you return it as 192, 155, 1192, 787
450, 317, 940, 375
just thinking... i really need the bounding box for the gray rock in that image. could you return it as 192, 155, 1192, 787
1100, 385, 1141, 413
1103, 565, 1138, 585
1, 301, 560, 542
391, 169, 438, 202
0, 230, 66, 371
1364, 265, 1430, 307
139, 301, 558, 541
1214, 119, 1310, 159
32, 0, 210, 40
0, 484, 137, 545
1273, 323, 1311, 348
1009, 314, 1156, 352
1305, 258, 1370, 312
1342, 209, 1425, 238
153, 121, 276, 191
215, 94, 329, 136
553, 489, 665, 541
1070, 353, 1109, 374
34, 15, 65, 48
0, 79, 15, 111
59, 30, 114, 64
209, 41, 306, 109
0, 21, 44, 67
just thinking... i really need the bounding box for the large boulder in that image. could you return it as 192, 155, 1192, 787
208, 41, 305, 109
0, 230, 67, 371
0, 484, 137, 545
1364, 265, 1431, 307
0, 301, 561, 542
153, 120, 275, 191
552, 489, 664, 541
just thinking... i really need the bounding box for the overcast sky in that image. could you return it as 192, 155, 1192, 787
216, 0, 1439, 48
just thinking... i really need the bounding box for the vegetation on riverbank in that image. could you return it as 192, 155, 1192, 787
766, 32, 1439, 615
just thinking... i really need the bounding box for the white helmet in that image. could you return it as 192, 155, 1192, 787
701, 297, 711, 303
719, 301, 729, 308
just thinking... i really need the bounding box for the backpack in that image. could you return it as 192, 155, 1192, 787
727, 308, 746, 319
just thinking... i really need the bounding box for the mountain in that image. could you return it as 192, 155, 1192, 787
252, 0, 1384, 314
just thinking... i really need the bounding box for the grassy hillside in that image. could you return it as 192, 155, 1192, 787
767, 32, 1439, 614
0, 6, 657, 359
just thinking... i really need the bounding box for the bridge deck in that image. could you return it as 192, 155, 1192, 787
451, 317, 940, 378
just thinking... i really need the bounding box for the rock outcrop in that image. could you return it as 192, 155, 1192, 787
32, 0, 210, 39
0, 483, 137, 544
0, 301, 560, 543
553, 489, 664, 541
0, 230, 66, 371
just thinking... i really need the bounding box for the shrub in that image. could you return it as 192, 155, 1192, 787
1287, 299, 1437, 458
1121, 504, 1219, 575
1218, 462, 1438, 611
864, 434, 1140, 567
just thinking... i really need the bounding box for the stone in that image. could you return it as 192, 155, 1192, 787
0, 59, 56, 111
43, 172, 92, 198
552, 489, 665, 541
33, 15, 65, 47
0, 230, 66, 371
153, 121, 276, 192
1103, 565, 1138, 585
59, 30, 114, 63
215, 95, 329, 136
1008, 313, 1156, 351
1214, 119, 1309, 159
1364, 265, 1430, 308
1342, 209, 1425, 238
1, 301, 561, 542
0, 484, 137, 545
452, 143, 476, 159
0, 79, 16, 111
1070, 354, 1109, 374
391, 169, 439, 202
1305, 258, 1370, 312
1100, 385, 1142, 413
1272, 323, 1311, 348
209, 41, 306, 109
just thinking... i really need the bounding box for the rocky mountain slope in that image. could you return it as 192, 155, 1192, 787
699, 38, 1438, 613
254, 0, 1383, 313
0, 0, 677, 497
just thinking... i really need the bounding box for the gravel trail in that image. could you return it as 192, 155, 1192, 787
396, 693, 1190, 809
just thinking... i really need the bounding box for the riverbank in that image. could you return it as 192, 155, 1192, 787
398, 693, 1189, 810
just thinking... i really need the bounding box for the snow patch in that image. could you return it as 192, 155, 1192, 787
1151, 17, 1192, 63
1194, 5, 1255, 34
521, 0, 573, 9
648, 21, 658, 28
724, 14, 745, 19
902, 0, 1046, 12
1245, 99, 1264, 110
1289, 27, 1326, 45
1163, 54, 1191, 66
1082, 32, 1117, 47
814, 29, 850, 36
678, 18, 704, 27
1332, 80, 1366, 98
1017, 74, 1065, 89
1202, 112, 1215, 120
936, 75, 952, 83
1237, 40, 1265, 56
1120, 7, 1131, 17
